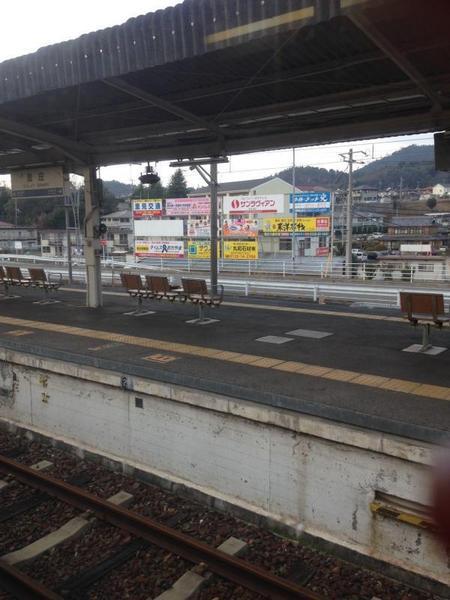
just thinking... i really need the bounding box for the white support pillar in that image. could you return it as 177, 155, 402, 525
83, 167, 102, 308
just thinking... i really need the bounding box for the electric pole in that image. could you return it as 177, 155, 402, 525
340, 149, 367, 277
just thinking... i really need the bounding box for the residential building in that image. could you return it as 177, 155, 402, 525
432, 183, 450, 197
383, 216, 448, 253
0, 222, 39, 253
353, 186, 379, 203
101, 209, 133, 251
41, 230, 82, 258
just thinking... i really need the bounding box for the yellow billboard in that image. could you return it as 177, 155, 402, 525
188, 241, 220, 259
224, 241, 258, 260
263, 216, 330, 234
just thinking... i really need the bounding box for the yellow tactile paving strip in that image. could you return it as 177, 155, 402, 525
0, 314, 449, 403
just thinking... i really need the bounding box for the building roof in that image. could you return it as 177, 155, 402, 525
191, 177, 273, 195
389, 216, 438, 227
101, 210, 131, 219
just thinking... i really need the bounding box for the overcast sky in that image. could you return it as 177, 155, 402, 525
0, 0, 434, 190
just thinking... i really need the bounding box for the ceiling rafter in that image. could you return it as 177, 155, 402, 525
349, 13, 443, 111
103, 77, 226, 143
0, 115, 92, 164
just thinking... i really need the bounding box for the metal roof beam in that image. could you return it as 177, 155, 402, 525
103, 77, 226, 142
349, 13, 443, 111
0, 116, 92, 164
93, 107, 450, 166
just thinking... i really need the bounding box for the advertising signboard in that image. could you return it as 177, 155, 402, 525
187, 217, 213, 238
224, 195, 284, 215
289, 192, 331, 214
263, 216, 330, 234
223, 240, 258, 260
135, 241, 184, 258
132, 199, 163, 218
134, 219, 184, 237
223, 218, 258, 237
166, 197, 210, 216
188, 241, 220, 259
316, 247, 330, 257
11, 166, 65, 199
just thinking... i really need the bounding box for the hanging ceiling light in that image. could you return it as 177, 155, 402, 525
139, 162, 160, 186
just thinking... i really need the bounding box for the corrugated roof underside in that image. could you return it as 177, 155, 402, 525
0, 0, 333, 104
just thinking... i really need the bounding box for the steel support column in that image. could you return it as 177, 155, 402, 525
83, 167, 102, 307
210, 162, 218, 295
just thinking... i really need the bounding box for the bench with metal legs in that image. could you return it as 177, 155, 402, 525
400, 292, 449, 355
145, 275, 181, 302
181, 278, 224, 325
3, 266, 31, 298
121, 273, 155, 316
28, 268, 62, 305
0, 266, 16, 299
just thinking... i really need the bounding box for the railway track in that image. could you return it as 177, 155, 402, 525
0, 431, 441, 600
0, 453, 320, 600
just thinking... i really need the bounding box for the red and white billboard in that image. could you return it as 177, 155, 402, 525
166, 197, 210, 216
224, 195, 284, 215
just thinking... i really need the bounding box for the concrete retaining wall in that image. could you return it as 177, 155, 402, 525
0, 349, 448, 587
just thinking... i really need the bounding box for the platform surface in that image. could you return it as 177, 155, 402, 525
0, 286, 449, 444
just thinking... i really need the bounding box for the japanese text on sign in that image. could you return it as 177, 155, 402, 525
223, 241, 258, 260
289, 192, 331, 214
132, 199, 163, 218
135, 241, 184, 258
188, 241, 221, 259
224, 195, 284, 215
263, 217, 330, 234
166, 197, 210, 216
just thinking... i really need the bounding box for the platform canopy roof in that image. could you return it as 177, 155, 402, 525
0, 0, 449, 173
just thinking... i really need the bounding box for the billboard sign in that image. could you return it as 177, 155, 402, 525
11, 166, 65, 199
166, 197, 210, 216
224, 240, 258, 260
290, 192, 331, 214
188, 241, 220, 259
187, 217, 213, 238
134, 219, 184, 237
263, 217, 330, 235
132, 199, 163, 218
224, 194, 284, 215
223, 218, 258, 238
135, 241, 184, 258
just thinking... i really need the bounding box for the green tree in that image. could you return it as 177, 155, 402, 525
131, 182, 166, 200
166, 169, 188, 198
426, 196, 437, 210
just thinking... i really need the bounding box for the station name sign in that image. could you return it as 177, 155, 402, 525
11, 166, 65, 199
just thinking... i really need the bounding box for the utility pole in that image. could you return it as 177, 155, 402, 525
398, 176, 403, 217
291, 147, 296, 262
340, 149, 367, 277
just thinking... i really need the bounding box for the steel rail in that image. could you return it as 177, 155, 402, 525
0, 455, 322, 600
0, 560, 62, 599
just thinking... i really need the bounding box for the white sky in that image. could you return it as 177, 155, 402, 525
0, 0, 435, 190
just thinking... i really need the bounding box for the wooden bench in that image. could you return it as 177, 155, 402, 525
145, 276, 181, 302
120, 273, 154, 316
400, 292, 449, 353
181, 278, 224, 324
28, 268, 62, 304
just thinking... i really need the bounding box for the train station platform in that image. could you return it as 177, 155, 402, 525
0, 286, 448, 445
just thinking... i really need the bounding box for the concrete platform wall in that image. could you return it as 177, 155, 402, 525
0, 350, 447, 586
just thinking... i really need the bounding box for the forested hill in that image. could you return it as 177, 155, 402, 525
277, 145, 450, 189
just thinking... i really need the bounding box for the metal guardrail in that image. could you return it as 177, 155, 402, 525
2, 254, 450, 307
2, 254, 449, 284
